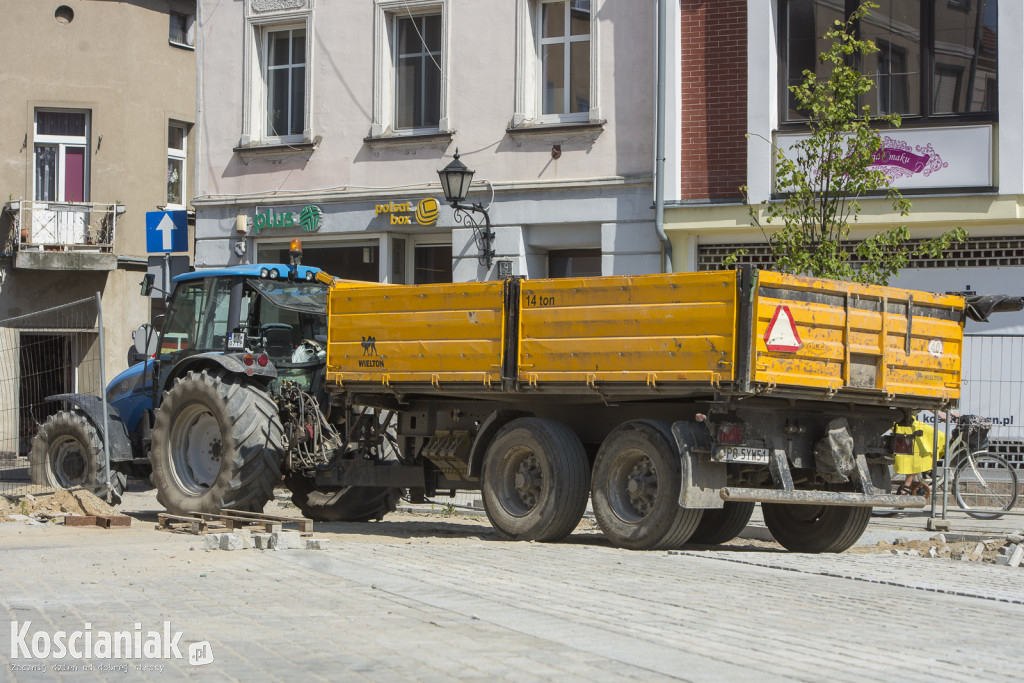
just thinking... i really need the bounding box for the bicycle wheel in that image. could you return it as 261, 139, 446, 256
952, 451, 1019, 520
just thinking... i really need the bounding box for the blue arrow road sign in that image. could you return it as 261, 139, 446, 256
146, 210, 188, 253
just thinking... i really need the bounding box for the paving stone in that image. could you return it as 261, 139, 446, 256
219, 533, 244, 551
269, 530, 300, 550
252, 533, 272, 549
1009, 544, 1024, 568
204, 533, 223, 550
305, 538, 329, 550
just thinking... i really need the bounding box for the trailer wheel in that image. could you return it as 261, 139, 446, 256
591, 420, 702, 550
29, 410, 126, 505
761, 503, 871, 553
150, 370, 283, 515
284, 477, 400, 522
687, 501, 755, 546
481, 418, 589, 542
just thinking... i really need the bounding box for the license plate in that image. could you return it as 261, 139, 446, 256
719, 446, 770, 464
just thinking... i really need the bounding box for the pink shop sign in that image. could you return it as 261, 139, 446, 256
868, 137, 948, 180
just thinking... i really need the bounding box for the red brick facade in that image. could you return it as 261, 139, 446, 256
680, 1, 748, 200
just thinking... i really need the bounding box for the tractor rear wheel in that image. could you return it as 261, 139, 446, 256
150, 370, 284, 516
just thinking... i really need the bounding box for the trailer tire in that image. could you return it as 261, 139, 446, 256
591, 420, 702, 550
762, 503, 871, 553
150, 370, 283, 516
481, 418, 589, 542
29, 410, 126, 505
687, 501, 755, 545
284, 476, 400, 522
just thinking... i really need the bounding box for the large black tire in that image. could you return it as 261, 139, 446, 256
481, 418, 590, 542
688, 501, 755, 546
284, 475, 400, 522
29, 410, 126, 505
762, 503, 871, 553
591, 420, 702, 550
150, 370, 284, 516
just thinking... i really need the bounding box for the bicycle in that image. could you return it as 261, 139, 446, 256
876, 415, 1019, 520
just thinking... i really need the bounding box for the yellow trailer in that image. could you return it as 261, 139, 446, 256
320, 268, 968, 553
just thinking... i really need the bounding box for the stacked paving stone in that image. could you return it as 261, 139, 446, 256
202, 530, 327, 551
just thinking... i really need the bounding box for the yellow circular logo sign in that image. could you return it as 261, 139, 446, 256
416, 198, 439, 226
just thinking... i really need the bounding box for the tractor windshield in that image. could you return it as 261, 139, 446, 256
247, 278, 328, 315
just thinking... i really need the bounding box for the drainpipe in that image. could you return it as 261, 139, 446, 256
654, 0, 673, 272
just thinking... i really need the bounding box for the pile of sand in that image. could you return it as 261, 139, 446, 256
0, 487, 118, 523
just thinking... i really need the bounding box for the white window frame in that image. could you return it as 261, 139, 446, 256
33, 109, 90, 203
166, 122, 188, 209
241, 11, 313, 147
169, 10, 196, 49
514, 0, 600, 126
371, 0, 450, 137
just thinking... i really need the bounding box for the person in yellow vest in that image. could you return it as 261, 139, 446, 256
894, 418, 947, 494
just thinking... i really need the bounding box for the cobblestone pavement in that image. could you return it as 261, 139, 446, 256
2, 502, 1022, 682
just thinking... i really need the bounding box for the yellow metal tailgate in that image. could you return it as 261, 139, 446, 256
326, 280, 506, 387
518, 271, 738, 386
752, 271, 964, 401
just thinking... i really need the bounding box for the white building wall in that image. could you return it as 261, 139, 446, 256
194, 0, 660, 281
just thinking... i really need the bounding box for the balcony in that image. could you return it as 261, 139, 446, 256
4, 200, 122, 271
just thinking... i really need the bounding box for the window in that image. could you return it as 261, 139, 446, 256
538, 0, 591, 120
242, 16, 311, 146
371, 2, 449, 137
394, 15, 441, 130
265, 27, 306, 138
34, 110, 89, 203
169, 11, 195, 48
514, 0, 599, 127
167, 123, 187, 208
780, 0, 998, 123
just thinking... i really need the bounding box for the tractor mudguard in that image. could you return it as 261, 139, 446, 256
44, 393, 135, 462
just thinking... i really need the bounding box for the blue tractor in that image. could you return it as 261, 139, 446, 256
29, 259, 401, 521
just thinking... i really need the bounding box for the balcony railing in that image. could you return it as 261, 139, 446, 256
5, 200, 123, 252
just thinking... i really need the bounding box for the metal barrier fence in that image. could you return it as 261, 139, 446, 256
929, 334, 1024, 518
0, 295, 107, 496
961, 335, 1024, 468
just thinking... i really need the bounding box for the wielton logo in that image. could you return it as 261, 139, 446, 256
298, 205, 322, 232
361, 336, 378, 356
358, 335, 384, 368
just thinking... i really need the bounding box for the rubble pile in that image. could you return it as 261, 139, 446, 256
0, 487, 118, 524
871, 531, 1024, 567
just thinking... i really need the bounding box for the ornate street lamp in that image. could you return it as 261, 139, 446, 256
437, 150, 494, 268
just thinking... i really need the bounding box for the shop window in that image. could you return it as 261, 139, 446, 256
414, 244, 452, 284
276, 244, 381, 282
549, 248, 601, 278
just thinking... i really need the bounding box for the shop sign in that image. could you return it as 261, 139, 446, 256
253, 205, 322, 234
775, 124, 992, 190
375, 198, 439, 226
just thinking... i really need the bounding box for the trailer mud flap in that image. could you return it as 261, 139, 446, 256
671, 421, 725, 509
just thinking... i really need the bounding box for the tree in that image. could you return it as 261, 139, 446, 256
735, 1, 966, 286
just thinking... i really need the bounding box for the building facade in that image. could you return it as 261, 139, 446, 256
0, 0, 197, 451
663, 0, 1024, 338
193, 0, 661, 284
